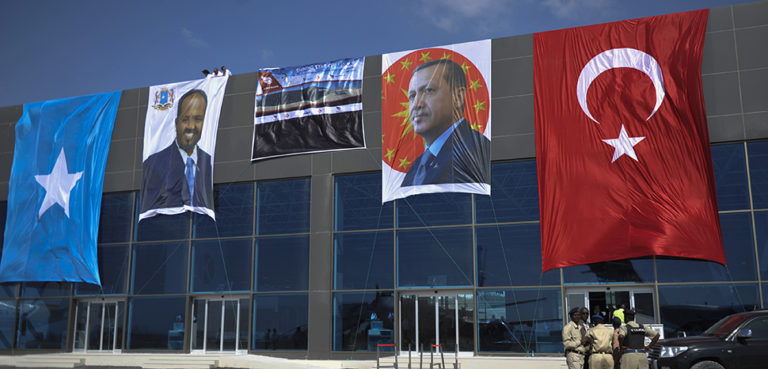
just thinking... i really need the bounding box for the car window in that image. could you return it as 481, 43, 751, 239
743, 317, 768, 339
704, 314, 749, 338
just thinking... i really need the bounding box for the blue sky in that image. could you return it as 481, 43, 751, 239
0, 0, 754, 107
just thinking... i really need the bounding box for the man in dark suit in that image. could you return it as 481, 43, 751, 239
140, 89, 214, 218
401, 59, 490, 187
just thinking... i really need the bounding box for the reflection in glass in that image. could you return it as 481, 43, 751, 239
252, 294, 307, 350
254, 236, 309, 291
753, 211, 768, 278
131, 242, 188, 294
76, 244, 129, 295
563, 259, 654, 284
477, 288, 563, 353
711, 143, 749, 211
134, 208, 190, 242
21, 282, 71, 297
656, 212, 756, 283
333, 292, 394, 351
0, 284, 17, 298
748, 141, 768, 209
0, 299, 16, 349
16, 298, 69, 349
334, 232, 393, 290
397, 192, 472, 228
475, 161, 539, 223
257, 178, 310, 235
335, 173, 394, 231
398, 228, 473, 288
98, 192, 134, 243
193, 183, 254, 238
127, 296, 186, 350
476, 224, 559, 286
192, 239, 252, 292
658, 284, 759, 338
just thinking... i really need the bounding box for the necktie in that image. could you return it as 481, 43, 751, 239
185, 157, 195, 206
412, 151, 436, 186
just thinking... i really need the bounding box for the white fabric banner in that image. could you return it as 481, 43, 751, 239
140, 76, 229, 220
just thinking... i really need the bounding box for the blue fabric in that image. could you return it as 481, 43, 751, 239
185, 157, 195, 206
0, 92, 121, 284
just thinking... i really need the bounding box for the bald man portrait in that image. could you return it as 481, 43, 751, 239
140, 89, 214, 216
401, 59, 491, 187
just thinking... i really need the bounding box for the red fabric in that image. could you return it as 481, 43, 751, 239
534, 9, 724, 272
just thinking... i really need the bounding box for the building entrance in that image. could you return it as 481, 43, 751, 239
73, 300, 124, 352
399, 291, 474, 354
565, 287, 656, 324
191, 297, 249, 353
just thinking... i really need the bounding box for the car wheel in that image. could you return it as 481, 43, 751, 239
690, 361, 725, 369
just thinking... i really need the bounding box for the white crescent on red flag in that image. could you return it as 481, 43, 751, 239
534, 9, 725, 271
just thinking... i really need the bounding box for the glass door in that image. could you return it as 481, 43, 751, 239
399, 291, 474, 354
565, 287, 656, 324
73, 300, 124, 352
192, 297, 248, 353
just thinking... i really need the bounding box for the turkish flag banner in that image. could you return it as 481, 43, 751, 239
534, 9, 724, 271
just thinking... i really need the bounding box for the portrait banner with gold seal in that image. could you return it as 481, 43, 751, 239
381, 40, 491, 203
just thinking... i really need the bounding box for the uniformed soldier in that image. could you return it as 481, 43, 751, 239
563, 307, 588, 369
584, 315, 614, 369
617, 310, 659, 369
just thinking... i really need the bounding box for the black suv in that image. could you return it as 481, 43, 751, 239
648, 310, 768, 369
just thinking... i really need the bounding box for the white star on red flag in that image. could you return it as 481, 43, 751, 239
602, 125, 645, 163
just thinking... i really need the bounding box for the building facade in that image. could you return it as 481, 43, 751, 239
0, 1, 766, 359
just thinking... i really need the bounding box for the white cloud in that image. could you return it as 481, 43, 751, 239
415, 0, 514, 33
260, 49, 274, 61
540, 0, 614, 20
181, 27, 209, 48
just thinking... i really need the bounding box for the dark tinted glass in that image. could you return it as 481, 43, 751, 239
255, 236, 309, 291
192, 238, 252, 292
0, 284, 17, 298
131, 242, 188, 294
16, 298, 69, 349
0, 299, 13, 349
252, 294, 308, 350
476, 224, 559, 286
193, 183, 254, 238
657, 212, 756, 282
0, 202, 5, 250
477, 289, 562, 353
257, 178, 310, 235
335, 232, 394, 290
127, 296, 186, 350
563, 258, 654, 284
658, 284, 759, 338
475, 161, 539, 223
335, 173, 394, 231
748, 141, 768, 209
20, 282, 70, 297
134, 208, 190, 242
98, 192, 134, 243
753, 211, 768, 279
397, 192, 472, 227
711, 143, 749, 211
398, 227, 473, 287
76, 244, 129, 295
333, 291, 394, 351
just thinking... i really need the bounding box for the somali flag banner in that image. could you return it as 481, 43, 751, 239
0, 92, 121, 284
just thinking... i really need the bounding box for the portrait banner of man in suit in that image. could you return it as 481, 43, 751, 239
140, 76, 228, 221
381, 40, 491, 203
